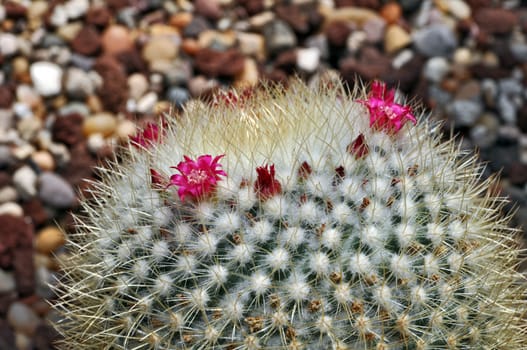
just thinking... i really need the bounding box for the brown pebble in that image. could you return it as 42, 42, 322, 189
194, 48, 246, 78
101, 25, 135, 55
83, 113, 118, 137
380, 2, 402, 25
170, 12, 193, 30
181, 38, 201, 56
52, 113, 85, 146
85, 5, 111, 28
194, 0, 222, 21
325, 21, 353, 48
21, 199, 48, 227
35, 226, 66, 255
474, 8, 518, 35
71, 26, 101, 56
5, 1, 27, 19
0, 86, 14, 108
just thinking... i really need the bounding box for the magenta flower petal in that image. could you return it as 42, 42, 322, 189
359, 81, 416, 133
254, 164, 282, 200
168, 154, 227, 201
130, 122, 164, 148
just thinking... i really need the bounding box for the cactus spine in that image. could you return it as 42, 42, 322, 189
53, 79, 527, 349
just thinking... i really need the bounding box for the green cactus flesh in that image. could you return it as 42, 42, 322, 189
53, 80, 527, 349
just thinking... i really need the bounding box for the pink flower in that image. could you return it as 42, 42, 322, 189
169, 155, 227, 201
358, 81, 416, 133
213, 88, 254, 108
130, 122, 163, 148
254, 164, 282, 200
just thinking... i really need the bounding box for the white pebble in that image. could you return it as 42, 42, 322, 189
13, 165, 37, 198
0, 33, 18, 56
136, 92, 158, 114
296, 47, 320, 73
0, 202, 23, 216
30, 61, 63, 97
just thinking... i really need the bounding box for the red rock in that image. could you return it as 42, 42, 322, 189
71, 26, 101, 56
13, 248, 35, 296
0, 86, 14, 108
93, 56, 128, 112
274, 49, 298, 73
52, 113, 85, 146
0, 215, 33, 270
86, 6, 111, 28
509, 162, 527, 186
474, 8, 518, 35
276, 4, 311, 34
22, 199, 49, 228
58, 144, 96, 189
116, 49, 147, 74
335, 0, 380, 9
106, 0, 130, 12
4, 1, 27, 19
239, 0, 265, 16
194, 48, 246, 78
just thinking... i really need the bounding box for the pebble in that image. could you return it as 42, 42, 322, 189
38, 172, 76, 209
235, 58, 259, 87
236, 32, 266, 60
86, 133, 106, 153
13, 166, 37, 199
379, 2, 402, 24
115, 120, 137, 141
0, 269, 15, 293
0, 186, 18, 204
413, 24, 457, 57
7, 302, 41, 336
64, 67, 95, 99
29, 62, 63, 97
362, 17, 386, 43
128, 73, 149, 100
442, 0, 471, 20
263, 20, 297, 55
0, 202, 24, 217
447, 99, 483, 127
49, 5, 68, 27
474, 8, 518, 35
384, 24, 412, 54
497, 94, 518, 124
101, 25, 134, 55
142, 35, 180, 64
31, 151, 55, 171
35, 226, 66, 254
452, 47, 472, 65
83, 113, 117, 137
296, 47, 321, 72
0, 33, 19, 56
470, 113, 500, 149
167, 86, 190, 108
423, 56, 450, 83
136, 92, 158, 114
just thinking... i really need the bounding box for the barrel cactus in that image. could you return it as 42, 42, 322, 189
53, 79, 527, 349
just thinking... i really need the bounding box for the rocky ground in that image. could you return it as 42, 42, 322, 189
1, 0, 527, 348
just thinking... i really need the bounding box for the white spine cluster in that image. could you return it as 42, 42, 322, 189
53, 80, 526, 350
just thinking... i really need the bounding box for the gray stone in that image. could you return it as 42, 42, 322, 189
423, 56, 450, 83
470, 113, 499, 149
413, 24, 457, 57
13, 166, 38, 199
38, 172, 76, 208
510, 42, 527, 62
65, 67, 95, 99
167, 87, 190, 108
7, 302, 41, 336
497, 94, 518, 124
447, 99, 482, 127
263, 20, 297, 55
0, 269, 15, 293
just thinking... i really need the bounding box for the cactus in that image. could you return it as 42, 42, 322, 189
53, 79, 527, 349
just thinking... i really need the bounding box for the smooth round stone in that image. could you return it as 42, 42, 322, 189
31, 150, 55, 171
28, 1, 48, 20
263, 20, 297, 55
384, 25, 411, 54
35, 226, 66, 254
142, 36, 179, 64
101, 25, 134, 55
443, 0, 471, 19
128, 73, 149, 100
65, 67, 94, 99
38, 172, 76, 209
198, 30, 236, 50
86, 133, 106, 153
13, 165, 37, 198
83, 113, 117, 137
321, 6, 380, 26
447, 99, 483, 127
379, 2, 402, 24
115, 120, 137, 140
56, 22, 82, 41
236, 32, 266, 60
12, 56, 29, 77
362, 17, 386, 43
0, 202, 23, 216
16, 332, 32, 350
0, 268, 15, 293
0, 33, 19, 56
30, 61, 63, 97
136, 92, 158, 114
470, 113, 500, 149
0, 186, 18, 204
296, 47, 320, 73
64, 0, 89, 19
452, 47, 472, 65
167, 86, 190, 108
497, 94, 518, 124
235, 58, 259, 87
413, 24, 457, 57
49, 5, 68, 27
7, 302, 41, 336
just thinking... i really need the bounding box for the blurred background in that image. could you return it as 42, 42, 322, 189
1, 0, 527, 348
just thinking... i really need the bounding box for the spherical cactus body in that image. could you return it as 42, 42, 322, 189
53, 80, 527, 349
